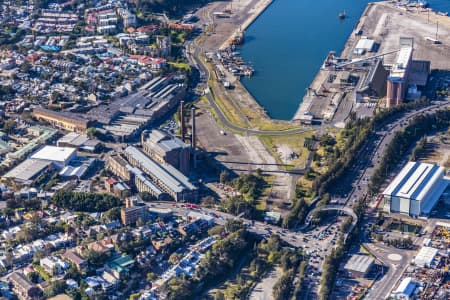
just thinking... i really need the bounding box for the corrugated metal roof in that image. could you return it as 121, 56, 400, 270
3, 159, 51, 181
128, 166, 163, 196
415, 246, 438, 267
57, 132, 89, 147
383, 162, 446, 203
390, 47, 413, 80
343, 254, 374, 274
125, 146, 196, 193
395, 277, 416, 296
147, 129, 187, 153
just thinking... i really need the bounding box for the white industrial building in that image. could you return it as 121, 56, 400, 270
30, 145, 77, 169
413, 246, 438, 268
392, 277, 417, 300
382, 162, 448, 216
353, 38, 376, 55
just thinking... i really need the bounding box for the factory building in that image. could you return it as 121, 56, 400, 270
107, 153, 168, 199
392, 277, 417, 300
386, 46, 413, 107
355, 59, 388, 102
127, 166, 166, 199
57, 132, 100, 152
343, 254, 375, 278
33, 107, 91, 133
353, 38, 376, 55
382, 162, 448, 216
413, 246, 438, 268
107, 154, 131, 181
123, 146, 197, 201
30, 146, 77, 170
85, 76, 185, 142
142, 129, 190, 175
3, 159, 52, 184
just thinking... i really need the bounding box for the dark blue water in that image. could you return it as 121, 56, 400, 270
240, 0, 450, 120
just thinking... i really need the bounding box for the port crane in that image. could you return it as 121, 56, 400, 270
335, 49, 402, 68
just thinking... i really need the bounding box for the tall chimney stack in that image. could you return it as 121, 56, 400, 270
179, 101, 185, 141
191, 107, 196, 168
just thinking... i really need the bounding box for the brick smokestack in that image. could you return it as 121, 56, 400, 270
180, 101, 185, 141
191, 107, 196, 168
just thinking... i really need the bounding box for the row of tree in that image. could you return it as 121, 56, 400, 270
369, 109, 450, 194
312, 114, 372, 197
272, 247, 307, 300
312, 98, 431, 198
282, 198, 309, 229
319, 197, 366, 299
135, 0, 204, 15
410, 137, 428, 161
214, 235, 287, 299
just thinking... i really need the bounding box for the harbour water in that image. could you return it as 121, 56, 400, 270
239, 0, 450, 120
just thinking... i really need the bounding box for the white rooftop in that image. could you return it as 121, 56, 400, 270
390, 47, 413, 80
415, 246, 438, 267
355, 38, 375, 51
395, 277, 416, 296
383, 162, 446, 202
31, 145, 76, 163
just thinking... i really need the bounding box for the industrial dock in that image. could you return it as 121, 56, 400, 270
293, 1, 450, 124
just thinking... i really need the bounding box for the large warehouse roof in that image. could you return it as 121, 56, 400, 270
31, 146, 76, 163
124, 146, 196, 193
383, 162, 446, 202
343, 254, 374, 275
3, 159, 51, 182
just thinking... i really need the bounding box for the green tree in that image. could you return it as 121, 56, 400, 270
208, 225, 224, 236
168, 253, 182, 265
219, 170, 230, 184
26, 272, 39, 284
102, 207, 121, 222
44, 280, 67, 298
147, 272, 157, 281
51, 191, 121, 212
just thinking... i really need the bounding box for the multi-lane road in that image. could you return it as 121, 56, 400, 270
184, 3, 450, 298
332, 100, 450, 299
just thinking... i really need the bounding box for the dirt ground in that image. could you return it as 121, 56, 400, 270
355, 3, 450, 69
195, 101, 295, 207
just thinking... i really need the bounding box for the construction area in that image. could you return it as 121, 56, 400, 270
293, 1, 450, 125
195, 100, 297, 209
390, 222, 450, 300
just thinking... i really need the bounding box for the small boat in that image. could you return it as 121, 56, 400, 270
229, 30, 244, 46
437, 11, 448, 16
338, 10, 346, 19
418, 1, 428, 8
